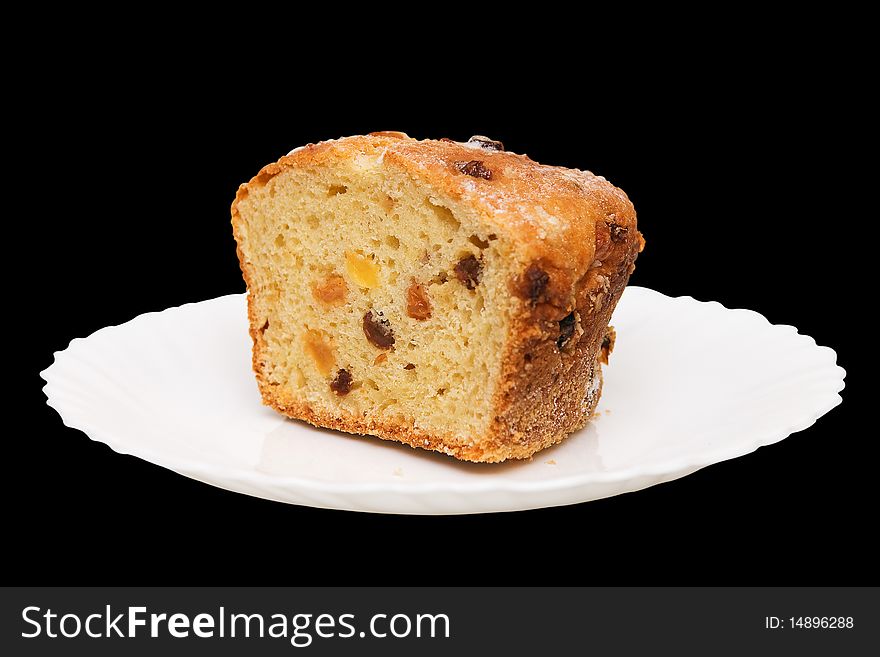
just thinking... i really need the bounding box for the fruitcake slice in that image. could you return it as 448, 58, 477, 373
232, 133, 643, 462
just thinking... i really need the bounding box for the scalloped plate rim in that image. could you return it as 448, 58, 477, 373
40, 287, 846, 499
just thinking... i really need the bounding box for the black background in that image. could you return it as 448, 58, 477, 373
14, 47, 869, 585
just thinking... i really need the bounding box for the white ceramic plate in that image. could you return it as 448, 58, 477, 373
41, 287, 844, 514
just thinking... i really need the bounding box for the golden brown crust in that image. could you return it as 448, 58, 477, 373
234, 134, 634, 288
232, 133, 643, 462
258, 382, 599, 462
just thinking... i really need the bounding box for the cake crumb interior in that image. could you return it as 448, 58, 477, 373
236, 155, 514, 443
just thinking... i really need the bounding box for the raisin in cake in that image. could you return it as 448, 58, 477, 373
231, 132, 644, 462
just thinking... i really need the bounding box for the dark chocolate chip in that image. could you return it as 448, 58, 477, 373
455, 160, 492, 180
406, 281, 432, 320
454, 254, 483, 289
557, 312, 576, 350
403, 363, 416, 370
362, 310, 395, 349
467, 135, 505, 151
330, 369, 353, 395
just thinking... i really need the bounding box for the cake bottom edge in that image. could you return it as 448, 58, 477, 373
257, 368, 604, 464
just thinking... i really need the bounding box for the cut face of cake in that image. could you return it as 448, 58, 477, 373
232, 133, 643, 462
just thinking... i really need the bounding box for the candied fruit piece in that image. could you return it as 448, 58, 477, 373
345, 251, 380, 288
311, 274, 348, 307
303, 329, 335, 376
406, 281, 432, 320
